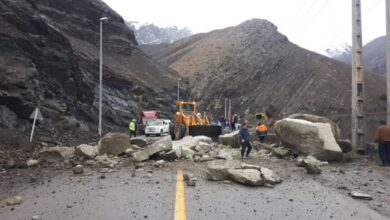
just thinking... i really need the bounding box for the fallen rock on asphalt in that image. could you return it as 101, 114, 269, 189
132, 150, 149, 162
130, 137, 148, 148
146, 135, 173, 155
184, 172, 197, 186
260, 167, 282, 184
132, 136, 172, 162
32, 215, 39, 220
350, 191, 373, 200
26, 159, 39, 167
228, 168, 264, 186
98, 132, 132, 155
304, 163, 322, 174
72, 165, 84, 174
296, 155, 328, 167
296, 156, 324, 174
5, 195, 23, 206
272, 147, 290, 158
274, 118, 343, 161
206, 160, 282, 187
95, 154, 119, 168
206, 160, 242, 181
219, 130, 240, 148
159, 149, 180, 161
39, 146, 75, 162
76, 144, 98, 159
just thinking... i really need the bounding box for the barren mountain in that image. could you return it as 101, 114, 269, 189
127, 23, 193, 45
332, 36, 386, 75
142, 19, 386, 138
0, 0, 177, 144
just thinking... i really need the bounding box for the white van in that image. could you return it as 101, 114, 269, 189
145, 119, 171, 136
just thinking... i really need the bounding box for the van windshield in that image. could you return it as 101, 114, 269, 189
149, 121, 163, 126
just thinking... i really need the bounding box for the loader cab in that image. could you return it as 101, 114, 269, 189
177, 101, 196, 116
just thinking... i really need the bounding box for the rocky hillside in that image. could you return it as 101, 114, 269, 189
332, 36, 386, 75
0, 0, 177, 145
142, 19, 386, 138
127, 23, 193, 45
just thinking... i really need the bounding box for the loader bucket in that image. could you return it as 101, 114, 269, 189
189, 125, 222, 138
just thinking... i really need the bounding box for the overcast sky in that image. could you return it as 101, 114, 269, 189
103, 0, 385, 54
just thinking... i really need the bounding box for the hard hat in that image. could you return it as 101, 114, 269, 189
132, 119, 136, 122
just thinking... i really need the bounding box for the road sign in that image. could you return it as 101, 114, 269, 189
29, 107, 43, 121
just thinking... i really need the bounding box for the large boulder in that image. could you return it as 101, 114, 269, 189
206, 160, 282, 187
273, 118, 342, 161
132, 136, 172, 162
130, 137, 148, 148
190, 136, 213, 144
98, 133, 132, 155
206, 160, 242, 181
287, 114, 341, 139
219, 130, 240, 148
146, 136, 172, 155
260, 167, 282, 184
39, 146, 75, 162
76, 144, 98, 159
228, 169, 264, 186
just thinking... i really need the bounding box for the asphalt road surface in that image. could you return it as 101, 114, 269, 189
1, 159, 389, 220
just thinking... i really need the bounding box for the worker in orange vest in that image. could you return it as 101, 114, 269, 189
256, 122, 268, 143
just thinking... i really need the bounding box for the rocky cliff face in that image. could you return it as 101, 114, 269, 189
0, 0, 177, 144
142, 19, 386, 138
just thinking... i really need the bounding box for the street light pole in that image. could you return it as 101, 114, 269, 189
99, 17, 108, 137
177, 78, 181, 101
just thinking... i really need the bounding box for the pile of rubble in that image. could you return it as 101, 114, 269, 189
22, 132, 241, 171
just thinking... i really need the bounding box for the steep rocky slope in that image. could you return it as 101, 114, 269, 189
142, 19, 386, 138
0, 0, 177, 144
332, 36, 386, 75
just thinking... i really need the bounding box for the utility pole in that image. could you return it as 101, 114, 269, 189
228, 99, 232, 118
177, 78, 181, 101
386, 0, 390, 125
224, 98, 227, 119
99, 17, 108, 137
351, 0, 365, 151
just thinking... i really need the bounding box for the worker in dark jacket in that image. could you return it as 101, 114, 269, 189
374, 120, 390, 166
239, 122, 252, 159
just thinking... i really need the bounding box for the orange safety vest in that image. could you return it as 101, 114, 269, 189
256, 124, 268, 132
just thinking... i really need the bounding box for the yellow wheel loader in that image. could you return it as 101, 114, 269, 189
175, 101, 222, 139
